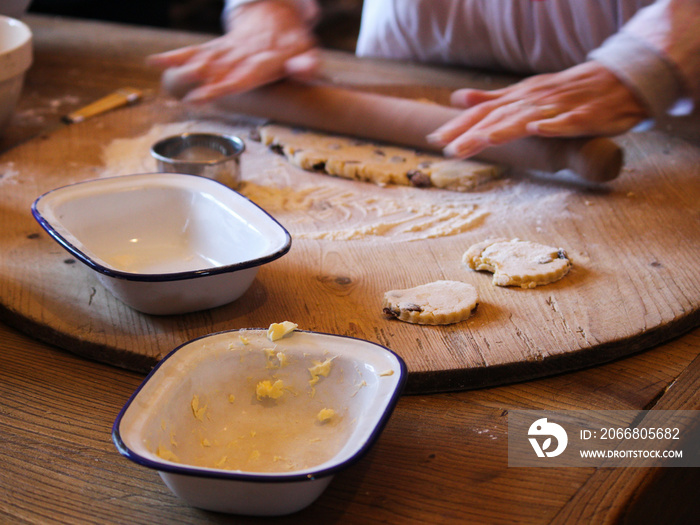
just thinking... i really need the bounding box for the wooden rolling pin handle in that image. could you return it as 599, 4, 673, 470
567, 136, 624, 183
476, 135, 624, 184
213, 81, 623, 183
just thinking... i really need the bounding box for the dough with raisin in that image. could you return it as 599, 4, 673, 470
257, 124, 503, 191
382, 280, 478, 325
463, 238, 571, 288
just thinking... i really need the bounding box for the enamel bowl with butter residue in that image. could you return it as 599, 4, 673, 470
112, 327, 407, 516
31, 173, 291, 315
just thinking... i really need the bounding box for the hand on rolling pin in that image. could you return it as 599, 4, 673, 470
428, 61, 649, 159
147, 0, 318, 102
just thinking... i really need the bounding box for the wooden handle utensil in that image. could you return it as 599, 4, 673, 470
217, 81, 623, 183
63, 87, 142, 124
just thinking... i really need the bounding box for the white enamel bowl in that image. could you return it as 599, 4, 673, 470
0, 14, 32, 134
31, 173, 291, 315
112, 328, 407, 516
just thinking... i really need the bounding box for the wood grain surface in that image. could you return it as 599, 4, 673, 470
2, 95, 698, 394
1, 16, 699, 524
1, 16, 698, 394
2, 311, 698, 524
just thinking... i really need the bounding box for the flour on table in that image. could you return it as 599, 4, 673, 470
0, 161, 19, 185
101, 121, 237, 176
100, 121, 497, 242
13, 95, 83, 128
382, 280, 479, 325
240, 179, 489, 241
463, 238, 572, 288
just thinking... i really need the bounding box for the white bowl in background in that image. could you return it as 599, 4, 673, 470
0, 14, 32, 133
112, 327, 407, 515
31, 173, 291, 315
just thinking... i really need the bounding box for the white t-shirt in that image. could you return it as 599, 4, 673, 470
356, 0, 652, 73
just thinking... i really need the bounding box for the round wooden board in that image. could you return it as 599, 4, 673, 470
1, 97, 699, 393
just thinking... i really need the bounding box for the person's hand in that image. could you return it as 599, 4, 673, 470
147, 0, 318, 102
428, 61, 649, 158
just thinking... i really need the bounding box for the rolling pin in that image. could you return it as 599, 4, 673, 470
214, 81, 623, 183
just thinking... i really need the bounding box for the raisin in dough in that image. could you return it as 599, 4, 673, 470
258, 124, 503, 191
463, 238, 571, 288
382, 280, 479, 325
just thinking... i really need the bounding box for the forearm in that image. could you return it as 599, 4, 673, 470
223, 0, 320, 30
588, 0, 700, 118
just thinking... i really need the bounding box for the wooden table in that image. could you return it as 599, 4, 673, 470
1, 15, 698, 524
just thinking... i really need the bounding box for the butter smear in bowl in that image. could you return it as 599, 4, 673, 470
112, 323, 407, 515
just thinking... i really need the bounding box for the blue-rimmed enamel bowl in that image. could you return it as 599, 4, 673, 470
112, 327, 407, 515
31, 173, 291, 315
